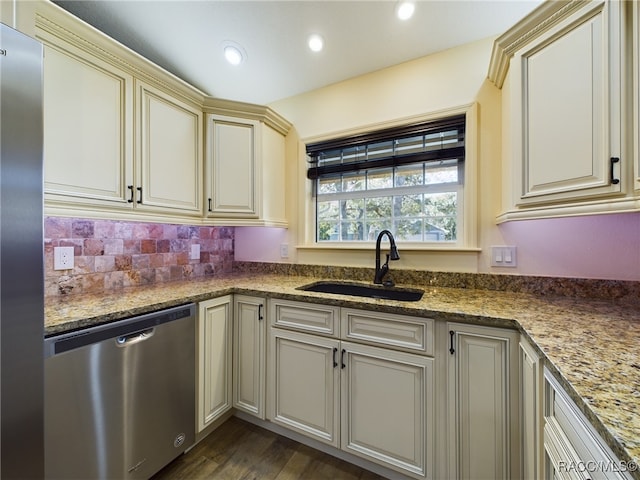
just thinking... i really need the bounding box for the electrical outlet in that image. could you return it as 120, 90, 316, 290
54, 246, 75, 270
190, 244, 200, 260
280, 243, 289, 258
491, 245, 517, 267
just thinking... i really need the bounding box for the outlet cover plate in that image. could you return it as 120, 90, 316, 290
54, 246, 75, 270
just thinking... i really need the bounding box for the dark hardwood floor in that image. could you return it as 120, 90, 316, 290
151, 416, 388, 480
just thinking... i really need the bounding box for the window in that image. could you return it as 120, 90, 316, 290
307, 115, 465, 243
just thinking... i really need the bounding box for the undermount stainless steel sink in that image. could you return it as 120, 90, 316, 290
298, 281, 424, 302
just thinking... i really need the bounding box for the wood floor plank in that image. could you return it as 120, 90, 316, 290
152, 417, 388, 480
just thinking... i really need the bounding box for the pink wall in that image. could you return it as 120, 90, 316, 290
499, 212, 640, 281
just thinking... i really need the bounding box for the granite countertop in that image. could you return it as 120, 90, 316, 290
45, 273, 640, 476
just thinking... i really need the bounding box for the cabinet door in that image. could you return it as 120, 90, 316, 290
511, 1, 622, 205
40, 40, 134, 210
447, 323, 519, 480
268, 328, 340, 447
137, 81, 203, 216
520, 338, 543, 480
233, 295, 266, 418
206, 114, 259, 218
197, 296, 233, 432
341, 341, 433, 480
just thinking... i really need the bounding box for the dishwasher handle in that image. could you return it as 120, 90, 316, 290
116, 328, 155, 346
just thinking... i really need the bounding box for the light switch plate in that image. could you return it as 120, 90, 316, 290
54, 246, 75, 270
491, 245, 517, 267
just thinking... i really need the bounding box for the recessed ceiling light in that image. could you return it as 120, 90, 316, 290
222, 41, 246, 66
308, 34, 324, 53
396, 1, 415, 20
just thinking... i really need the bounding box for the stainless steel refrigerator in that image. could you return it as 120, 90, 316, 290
0, 22, 45, 479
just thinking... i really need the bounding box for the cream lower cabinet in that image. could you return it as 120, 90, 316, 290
197, 296, 233, 432
446, 322, 519, 480
341, 341, 433, 479
233, 295, 266, 419
543, 368, 633, 480
268, 329, 340, 445
520, 336, 544, 480
268, 300, 434, 479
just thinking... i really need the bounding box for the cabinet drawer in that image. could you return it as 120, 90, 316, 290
269, 299, 339, 337
341, 308, 434, 356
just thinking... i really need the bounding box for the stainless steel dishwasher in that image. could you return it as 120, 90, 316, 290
44, 303, 196, 479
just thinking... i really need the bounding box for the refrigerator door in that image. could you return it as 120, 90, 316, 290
0, 22, 45, 479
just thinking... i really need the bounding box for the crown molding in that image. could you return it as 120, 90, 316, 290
202, 97, 292, 135
487, 0, 591, 88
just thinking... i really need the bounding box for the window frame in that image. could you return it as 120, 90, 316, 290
298, 103, 479, 252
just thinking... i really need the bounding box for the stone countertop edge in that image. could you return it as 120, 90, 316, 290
44, 273, 640, 477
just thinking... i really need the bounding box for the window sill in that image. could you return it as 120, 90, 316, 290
297, 243, 481, 253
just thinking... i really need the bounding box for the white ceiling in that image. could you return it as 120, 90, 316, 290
53, 0, 543, 105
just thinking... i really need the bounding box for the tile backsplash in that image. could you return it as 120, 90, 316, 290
44, 217, 234, 297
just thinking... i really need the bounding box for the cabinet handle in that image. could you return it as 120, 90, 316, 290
136, 186, 142, 204
610, 157, 620, 185
127, 185, 134, 203
449, 330, 455, 355
333, 347, 338, 368
258, 304, 263, 321
341, 349, 346, 369
208, 198, 212, 212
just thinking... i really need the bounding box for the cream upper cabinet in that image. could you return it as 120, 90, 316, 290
204, 104, 291, 227
233, 295, 266, 419
36, 2, 205, 222
197, 296, 233, 432
136, 81, 202, 217
206, 115, 259, 218
38, 25, 134, 212
491, 0, 636, 221
446, 322, 519, 480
